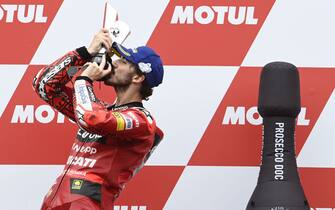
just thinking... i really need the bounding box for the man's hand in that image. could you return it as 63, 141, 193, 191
81, 55, 112, 81
87, 28, 113, 56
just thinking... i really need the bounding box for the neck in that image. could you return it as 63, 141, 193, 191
114, 85, 142, 106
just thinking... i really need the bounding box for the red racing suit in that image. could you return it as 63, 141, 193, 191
33, 47, 163, 210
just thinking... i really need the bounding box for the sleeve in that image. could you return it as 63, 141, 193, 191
32, 46, 93, 121
73, 77, 154, 137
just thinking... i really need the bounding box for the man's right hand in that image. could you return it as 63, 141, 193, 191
81, 55, 112, 81
87, 28, 113, 56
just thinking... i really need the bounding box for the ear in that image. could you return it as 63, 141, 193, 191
132, 74, 145, 84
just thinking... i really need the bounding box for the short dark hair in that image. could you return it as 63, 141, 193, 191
131, 63, 153, 100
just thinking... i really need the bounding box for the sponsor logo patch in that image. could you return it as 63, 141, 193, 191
127, 111, 140, 127
122, 113, 134, 130
75, 80, 93, 111
71, 179, 83, 190
112, 112, 125, 131
87, 86, 96, 102
138, 62, 152, 73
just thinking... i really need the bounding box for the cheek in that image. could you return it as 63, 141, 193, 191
117, 67, 133, 79
103, 71, 128, 84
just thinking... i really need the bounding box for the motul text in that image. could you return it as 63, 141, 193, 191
0, 4, 47, 23
11, 105, 74, 123
171, 6, 258, 25
222, 106, 310, 126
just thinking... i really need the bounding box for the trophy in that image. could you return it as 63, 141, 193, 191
92, 1, 131, 69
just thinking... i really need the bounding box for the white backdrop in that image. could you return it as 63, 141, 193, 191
0, 0, 334, 209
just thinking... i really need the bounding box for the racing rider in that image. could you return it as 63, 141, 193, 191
33, 28, 164, 210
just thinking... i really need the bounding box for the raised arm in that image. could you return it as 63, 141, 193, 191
32, 29, 113, 121
32, 47, 92, 120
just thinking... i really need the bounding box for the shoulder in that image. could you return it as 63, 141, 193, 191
137, 107, 155, 125
120, 107, 156, 133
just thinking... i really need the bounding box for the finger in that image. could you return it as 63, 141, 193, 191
82, 63, 90, 71
102, 33, 112, 41
102, 35, 112, 48
82, 62, 96, 72
101, 63, 112, 77
102, 36, 112, 48
87, 61, 97, 69
84, 62, 93, 67
106, 62, 112, 71
99, 54, 107, 69
102, 32, 111, 38
101, 39, 111, 50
